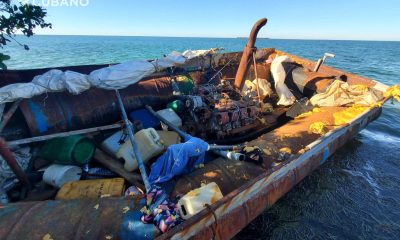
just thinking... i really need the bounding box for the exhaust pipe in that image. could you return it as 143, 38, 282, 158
234, 18, 268, 89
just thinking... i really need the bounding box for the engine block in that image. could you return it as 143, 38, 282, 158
181, 81, 262, 139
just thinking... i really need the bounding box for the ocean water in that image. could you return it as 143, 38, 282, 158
4, 36, 400, 239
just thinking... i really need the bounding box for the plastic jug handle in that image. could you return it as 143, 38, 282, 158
149, 128, 160, 142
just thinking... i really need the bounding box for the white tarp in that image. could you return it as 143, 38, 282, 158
0, 49, 215, 104
271, 55, 296, 106
310, 80, 384, 107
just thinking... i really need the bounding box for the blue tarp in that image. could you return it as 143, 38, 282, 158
148, 135, 208, 185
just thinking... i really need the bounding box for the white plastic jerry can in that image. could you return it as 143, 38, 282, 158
178, 182, 223, 220
156, 108, 182, 131
118, 128, 165, 171
102, 128, 164, 172
101, 130, 126, 157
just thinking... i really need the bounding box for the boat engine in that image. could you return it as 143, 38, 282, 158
180, 80, 262, 139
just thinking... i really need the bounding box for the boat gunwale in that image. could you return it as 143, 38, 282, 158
159, 101, 386, 240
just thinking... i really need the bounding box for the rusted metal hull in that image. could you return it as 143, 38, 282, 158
0, 106, 383, 240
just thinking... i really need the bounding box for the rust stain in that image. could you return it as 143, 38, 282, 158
203, 171, 218, 178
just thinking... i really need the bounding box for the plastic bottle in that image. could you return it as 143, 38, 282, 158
178, 182, 223, 220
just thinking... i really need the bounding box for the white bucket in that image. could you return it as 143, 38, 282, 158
156, 108, 182, 131
43, 164, 82, 188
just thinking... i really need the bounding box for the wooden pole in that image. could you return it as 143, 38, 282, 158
8, 123, 123, 147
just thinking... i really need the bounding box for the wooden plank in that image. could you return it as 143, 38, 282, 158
93, 149, 144, 190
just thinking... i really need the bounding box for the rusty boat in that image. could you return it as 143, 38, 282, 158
0, 18, 397, 239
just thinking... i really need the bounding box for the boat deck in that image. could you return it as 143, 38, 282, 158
172, 105, 373, 198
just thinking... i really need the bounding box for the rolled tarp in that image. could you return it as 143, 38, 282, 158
0, 49, 215, 104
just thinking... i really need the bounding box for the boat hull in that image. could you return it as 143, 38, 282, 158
0, 106, 382, 240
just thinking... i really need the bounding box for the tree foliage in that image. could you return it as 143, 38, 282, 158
0, 0, 52, 69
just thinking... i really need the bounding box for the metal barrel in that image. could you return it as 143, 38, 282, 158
18, 77, 174, 137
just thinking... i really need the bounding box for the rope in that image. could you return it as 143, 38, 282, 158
205, 203, 219, 240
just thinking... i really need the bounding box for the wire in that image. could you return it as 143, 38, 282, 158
207, 58, 233, 83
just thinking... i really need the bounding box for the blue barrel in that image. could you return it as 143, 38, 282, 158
129, 109, 160, 129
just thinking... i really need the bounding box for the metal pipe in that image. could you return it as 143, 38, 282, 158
7, 123, 123, 147
213, 150, 245, 161
234, 18, 268, 89
313, 53, 335, 72
0, 137, 31, 189
208, 145, 239, 151
0, 99, 22, 133
115, 90, 151, 192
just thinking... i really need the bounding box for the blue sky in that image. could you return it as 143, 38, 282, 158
31, 0, 400, 40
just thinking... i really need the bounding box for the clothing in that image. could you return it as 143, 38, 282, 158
141, 186, 183, 233
148, 135, 208, 185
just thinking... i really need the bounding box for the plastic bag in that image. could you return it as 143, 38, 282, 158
271, 56, 296, 106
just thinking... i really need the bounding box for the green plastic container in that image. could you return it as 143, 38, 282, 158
40, 135, 95, 166
176, 75, 194, 94
167, 100, 185, 113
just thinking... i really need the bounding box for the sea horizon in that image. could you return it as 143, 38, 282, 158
14, 34, 400, 42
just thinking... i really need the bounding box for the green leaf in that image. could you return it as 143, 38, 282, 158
0, 53, 11, 61
0, 61, 7, 70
